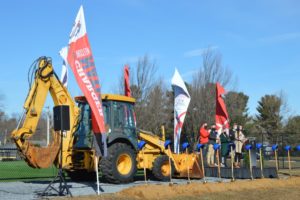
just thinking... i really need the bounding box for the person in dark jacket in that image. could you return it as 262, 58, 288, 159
229, 123, 237, 142
220, 130, 230, 167
207, 125, 218, 167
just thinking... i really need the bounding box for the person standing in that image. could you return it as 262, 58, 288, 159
234, 125, 247, 168
228, 123, 237, 162
220, 130, 230, 167
229, 123, 237, 142
199, 123, 210, 159
207, 125, 218, 167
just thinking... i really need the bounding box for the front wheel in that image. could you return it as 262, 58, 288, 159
152, 155, 175, 181
100, 143, 137, 183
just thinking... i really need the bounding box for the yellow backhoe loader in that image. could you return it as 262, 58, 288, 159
11, 57, 203, 184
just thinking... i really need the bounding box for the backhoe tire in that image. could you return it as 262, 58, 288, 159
152, 155, 175, 181
100, 143, 137, 183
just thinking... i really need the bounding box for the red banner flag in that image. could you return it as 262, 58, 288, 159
124, 65, 131, 97
215, 82, 230, 133
67, 6, 107, 155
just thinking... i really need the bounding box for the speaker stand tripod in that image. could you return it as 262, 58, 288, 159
41, 131, 72, 197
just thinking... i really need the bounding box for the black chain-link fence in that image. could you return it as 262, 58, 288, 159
251, 133, 300, 169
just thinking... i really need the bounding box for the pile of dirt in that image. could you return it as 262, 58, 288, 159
116, 177, 300, 200
59, 177, 300, 200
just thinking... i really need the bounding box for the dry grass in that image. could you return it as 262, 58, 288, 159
57, 177, 300, 200
279, 168, 300, 177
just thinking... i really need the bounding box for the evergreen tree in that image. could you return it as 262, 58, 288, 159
225, 91, 249, 126
256, 95, 283, 143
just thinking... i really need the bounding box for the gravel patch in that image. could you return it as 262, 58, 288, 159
0, 177, 226, 200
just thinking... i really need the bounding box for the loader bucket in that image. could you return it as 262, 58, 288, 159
189, 155, 203, 178
21, 132, 60, 168
172, 153, 203, 179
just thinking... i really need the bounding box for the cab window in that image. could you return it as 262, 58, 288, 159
112, 102, 135, 130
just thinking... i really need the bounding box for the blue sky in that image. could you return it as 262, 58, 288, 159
0, 0, 299, 117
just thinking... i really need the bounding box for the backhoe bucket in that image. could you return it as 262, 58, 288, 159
21, 132, 60, 168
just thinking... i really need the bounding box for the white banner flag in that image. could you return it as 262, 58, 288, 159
171, 69, 191, 154
59, 46, 68, 87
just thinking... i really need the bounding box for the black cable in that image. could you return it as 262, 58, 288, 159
24, 57, 52, 114
38, 57, 53, 80
27, 57, 39, 89
23, 58, 39, 114
27, 56, 53, 86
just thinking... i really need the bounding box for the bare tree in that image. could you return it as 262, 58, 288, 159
118, 55, 157, 101
183, 49, 234, 144
0, 94, 18, 145
138, 79, 169, 133
0, 93, 5, 121
278, 90, 290, 119
132, 56, 162, 132
116, 51, 235, 142
134, 55, 157, 102
201, 49, 232, 87
284, 115, 300, 145
117, 55, 168, 133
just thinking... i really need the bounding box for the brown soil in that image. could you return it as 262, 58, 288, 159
57, 177, 300, 200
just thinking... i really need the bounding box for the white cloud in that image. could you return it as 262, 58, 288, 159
258, 32, 300, 44
184, 46, 218, 57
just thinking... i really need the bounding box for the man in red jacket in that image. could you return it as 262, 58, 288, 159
199, 123, 210, 162
199, 123, 210, 144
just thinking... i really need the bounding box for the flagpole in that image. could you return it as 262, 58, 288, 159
199, 148, 206, 183
94, 155, 100, 195
167, 145, 173, 185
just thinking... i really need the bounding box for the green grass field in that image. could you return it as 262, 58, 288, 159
0, 157, 298, 182
0, 160, 57, 181
0, 160, 145, 182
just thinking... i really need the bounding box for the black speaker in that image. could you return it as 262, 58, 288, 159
53, 105, 70, 131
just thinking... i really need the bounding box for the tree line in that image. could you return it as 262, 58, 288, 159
0, 97, 48, 146
121, 50, 300, 147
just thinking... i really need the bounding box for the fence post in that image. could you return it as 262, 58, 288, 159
272, 144, 279, 178
281, 134, 284, 169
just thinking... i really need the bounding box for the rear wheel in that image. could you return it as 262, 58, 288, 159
152, 155, 175, 181
100, 143, 137, 183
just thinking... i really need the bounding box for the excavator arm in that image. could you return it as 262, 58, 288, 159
11, 57, 80, 168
